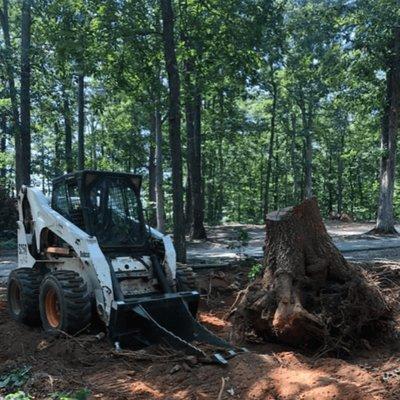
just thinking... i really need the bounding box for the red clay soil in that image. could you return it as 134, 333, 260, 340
0, 266, 399, 400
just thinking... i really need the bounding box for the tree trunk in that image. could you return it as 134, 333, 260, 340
160, 0, 186, 262
62, 84, 73, 173
299, 97, 313, 199
337, 132, 345, 215
183, 59, 206, 239
148, 111, 157, 226
184, 178, 192, 231
215, 92, 225, 223
54, 122, 62, 176
264, 79, 278, 217
190, 91, 206, 239
155, 108, 165, 232
77, 74, 85, 170
0, 114, 7, 180
289, 113, 300, 203
327, 151, 333, 213
233, 198, 392, 349
1, 0, 21, 190
20, 0, 31, 187
374, 27, 400, 234
304, 131, 313, 199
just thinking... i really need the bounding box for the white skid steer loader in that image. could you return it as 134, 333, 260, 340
7, 171, 240, 364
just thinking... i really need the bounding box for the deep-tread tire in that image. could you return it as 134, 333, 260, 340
7, 268, 41, 326
176, 265, 197, 291
39, 270, 91, 335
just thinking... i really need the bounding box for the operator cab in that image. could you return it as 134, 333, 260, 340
52, 171, 148, 249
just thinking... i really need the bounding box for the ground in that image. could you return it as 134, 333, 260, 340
1, 222, 400, 399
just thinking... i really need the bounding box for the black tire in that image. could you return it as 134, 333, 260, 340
7, 268, 41, 326
176, 265, 197, 291
39, 270, 91, 335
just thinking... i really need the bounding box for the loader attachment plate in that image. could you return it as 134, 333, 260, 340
109, 292, 243, 364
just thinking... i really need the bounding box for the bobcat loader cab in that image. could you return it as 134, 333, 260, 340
8, 171, 239, 363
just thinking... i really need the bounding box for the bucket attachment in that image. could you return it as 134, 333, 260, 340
109, 292, 244, 364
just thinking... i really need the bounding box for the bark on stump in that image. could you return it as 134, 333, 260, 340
233, 198, 392, 350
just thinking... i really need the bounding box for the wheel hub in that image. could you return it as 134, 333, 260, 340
45, 288, 61, 328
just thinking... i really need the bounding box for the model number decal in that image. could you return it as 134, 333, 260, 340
18, 244, 27, 255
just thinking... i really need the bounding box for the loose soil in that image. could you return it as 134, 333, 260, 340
0, 263, 400, 399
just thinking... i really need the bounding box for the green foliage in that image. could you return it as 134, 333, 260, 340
5, 391, 32, 400
1, 0, 399, 228
51, 388, 91, 400
235, 227, 250, 246
0, 189, 17, 239
248, 263, 263, 280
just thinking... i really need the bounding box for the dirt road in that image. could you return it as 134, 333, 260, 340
2, 222, 400, 284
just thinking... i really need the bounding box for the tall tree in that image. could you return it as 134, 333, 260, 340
77, 74, 85, 170
154, 108, 165, 232
160, 0, 186, 262
180, 2, 207, 239
0, 0, 21, 190
20, 0, 31, 186
374, 27, 400, 233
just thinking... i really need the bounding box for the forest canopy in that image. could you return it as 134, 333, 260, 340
0, 0, 399, 244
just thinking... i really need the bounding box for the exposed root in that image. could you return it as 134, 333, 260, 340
231, 198, 395, 351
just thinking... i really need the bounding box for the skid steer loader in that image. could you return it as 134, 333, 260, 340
7, 170, 240, 364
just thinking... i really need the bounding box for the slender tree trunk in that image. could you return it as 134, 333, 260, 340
289, 113, 300, 202
185, 176, 193, 231
264, 80, 278, 217
1, 0, 21, 189
77, 74, 85, 170
54, 122, 62, 176
148, 111, 157, 226
92, 125, 98, 170
299, 99, 313, 199
155, 108, 165, 232
374, 27, 400, 234
183, 56, 195, 232
0, 114, 7, 180
216, 130, 224, 223
190, 90, 206, 238
40, 132, 45, 192
62, 84, 73, 173
20, 0, 31, 187
304, 132, 312, 198
215, 93, 225, 223
337, 133, 345, 215
327, 151, 333, 213
273, 155, 279, 210
160, 0, 186, 262
183, 57, 206, 239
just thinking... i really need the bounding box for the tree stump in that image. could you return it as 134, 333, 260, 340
232, 198, 393, 350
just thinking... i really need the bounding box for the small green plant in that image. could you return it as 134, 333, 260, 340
248, 263, 263, 280
0, 366, 31, 391
236, 227, 250, 246
53, 388, 91, 400
5, 391, 32, 400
